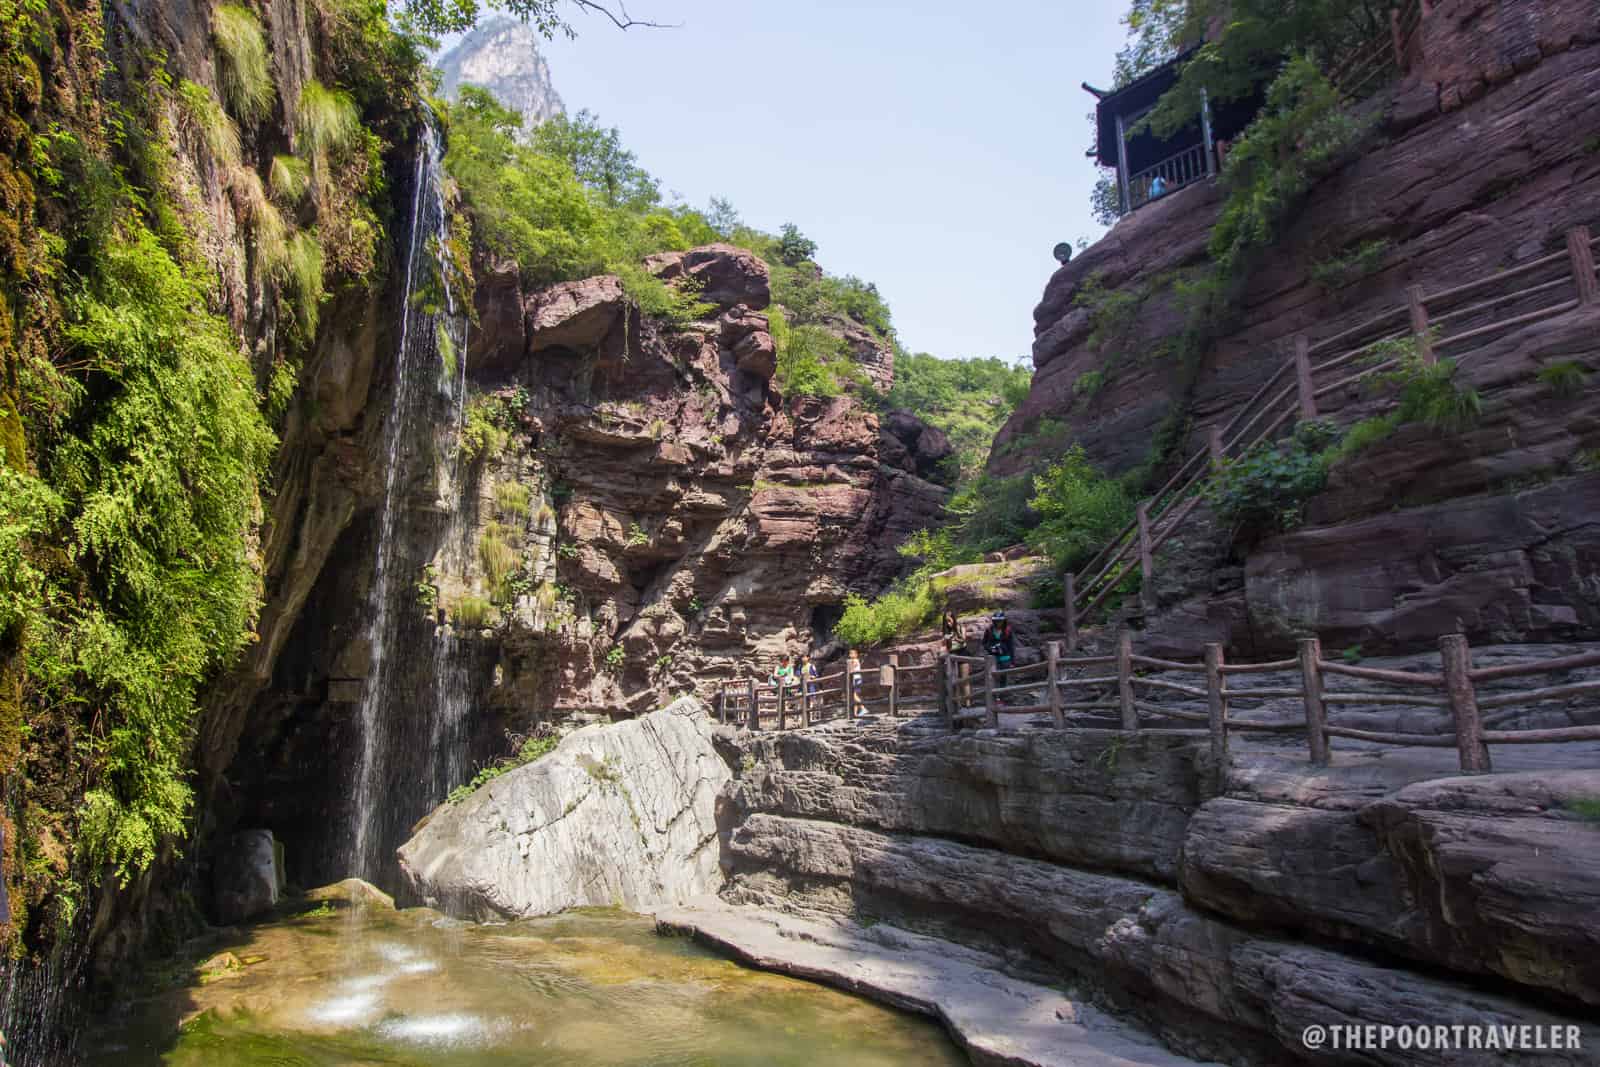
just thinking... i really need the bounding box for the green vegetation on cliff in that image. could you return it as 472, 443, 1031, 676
0, 0, 428, 957
886, 353, 1032, 482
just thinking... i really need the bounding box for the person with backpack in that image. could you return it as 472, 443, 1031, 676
799, 654, 820, 695
982, 611, 1015, 672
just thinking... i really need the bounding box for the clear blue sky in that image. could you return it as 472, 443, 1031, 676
530, 1, 1128, 363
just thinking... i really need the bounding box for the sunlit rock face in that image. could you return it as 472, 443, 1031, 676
435, 16, 564, 130
398, 697, 731, 919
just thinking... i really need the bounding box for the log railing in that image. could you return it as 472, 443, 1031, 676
715, 654, 943, 731
1064, 225, 1600, 648
942, 631, 1600, 774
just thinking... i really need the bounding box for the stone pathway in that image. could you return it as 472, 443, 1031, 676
652, 899, 1219, 1067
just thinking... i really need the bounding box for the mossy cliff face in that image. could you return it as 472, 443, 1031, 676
1004, 0, 1600, 658
0, 0, 429, 1044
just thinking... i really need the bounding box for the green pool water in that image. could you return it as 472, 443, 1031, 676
87, 903, 969, 1066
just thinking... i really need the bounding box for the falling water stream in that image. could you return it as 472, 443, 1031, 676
347, 122, 473, 881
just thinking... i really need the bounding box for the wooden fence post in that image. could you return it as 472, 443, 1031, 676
1294, 334, 1318, 420
1116, 629, 1138, 731
1063, 572, 1078, 652
845, 666, 856, 722
801, 676, 811, 727
1567, 225, 1598, 306
776, 681, 786, 730
1136, 503, 1155, 613
1205, 642, 1227, 779
959, 660, 971, 708
941, 655, 955, 729
747, 678, 758, 731
1408, 284, 1435, 365
984, 659, 998, 729
1046, 641, 1065, 728
717, 685, 726, 724
1299, 637, 1329, 765
1208, 425, 1225, 468
1440, 633, 1491, 773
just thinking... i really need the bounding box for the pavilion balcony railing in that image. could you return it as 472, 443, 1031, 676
1127, 141, 1212, 212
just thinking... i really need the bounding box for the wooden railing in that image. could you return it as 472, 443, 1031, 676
941, 632, 1600, 774
1328, 0, 1426, 99
1128, 143, 1212, 211
1064, 225, 1600, 645
715, 655, 943, 731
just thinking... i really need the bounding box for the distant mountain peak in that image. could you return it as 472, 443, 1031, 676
436, 17, 564, 129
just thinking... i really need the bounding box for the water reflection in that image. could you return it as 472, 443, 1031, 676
87, 905, 968, 1066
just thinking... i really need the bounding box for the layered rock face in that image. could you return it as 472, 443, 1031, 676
716, 722, 1600, 1066
216, 242, 950, 889
398, 697, 728, 918
460, 243, 950, 722
997, 0, 1600, 657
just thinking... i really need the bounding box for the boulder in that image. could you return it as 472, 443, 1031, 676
212, 829, 281, 924
525, 275, 628, 353
397, 697, 731, 919
645, 243, 771, 310
305, 877, 394, 910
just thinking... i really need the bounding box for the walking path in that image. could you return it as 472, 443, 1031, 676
653, 899, 1220, 1067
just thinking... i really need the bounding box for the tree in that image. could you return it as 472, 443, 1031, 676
1091, 171, 1122, 226
777, 222, 818, 266
530, 109, 660, 210
398, 0, 669, 37
705, 196, 741, 239
1118, 0, 1397, 137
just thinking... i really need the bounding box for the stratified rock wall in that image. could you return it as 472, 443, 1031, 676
999, 1, 1600, 657
222, 244, 950, 889
717, 721, 1600, 1067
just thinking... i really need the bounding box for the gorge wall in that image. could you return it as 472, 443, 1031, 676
999, 0, 1600, 660
205, 239, 950, 894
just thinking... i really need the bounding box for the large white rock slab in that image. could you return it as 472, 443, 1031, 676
397, 697, 730, 919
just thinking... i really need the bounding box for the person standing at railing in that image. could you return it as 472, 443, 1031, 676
941, 610, 964, 654
800, 654, 819, 695
769, 654, 795, 693
982, 611, 1015, 672
1149, 174, 1168, 198
847, 649, 868, 716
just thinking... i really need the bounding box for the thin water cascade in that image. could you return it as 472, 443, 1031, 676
345, 123, 474, 883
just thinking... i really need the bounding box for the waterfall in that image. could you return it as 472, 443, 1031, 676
345, 123, 475, 882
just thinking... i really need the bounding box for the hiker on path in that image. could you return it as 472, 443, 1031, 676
847, 649, 868, 716
982, 611, 1015, 672
770, 654, 795, 692
800, 654, 820, 695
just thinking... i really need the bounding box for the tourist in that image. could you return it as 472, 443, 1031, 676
847, 649, 867, 715
982, 611, 1015, 672
941, 610, 962, 653
770, 654, 795, 691
1149, 174, 1168, 198
800, 654, 820, 695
